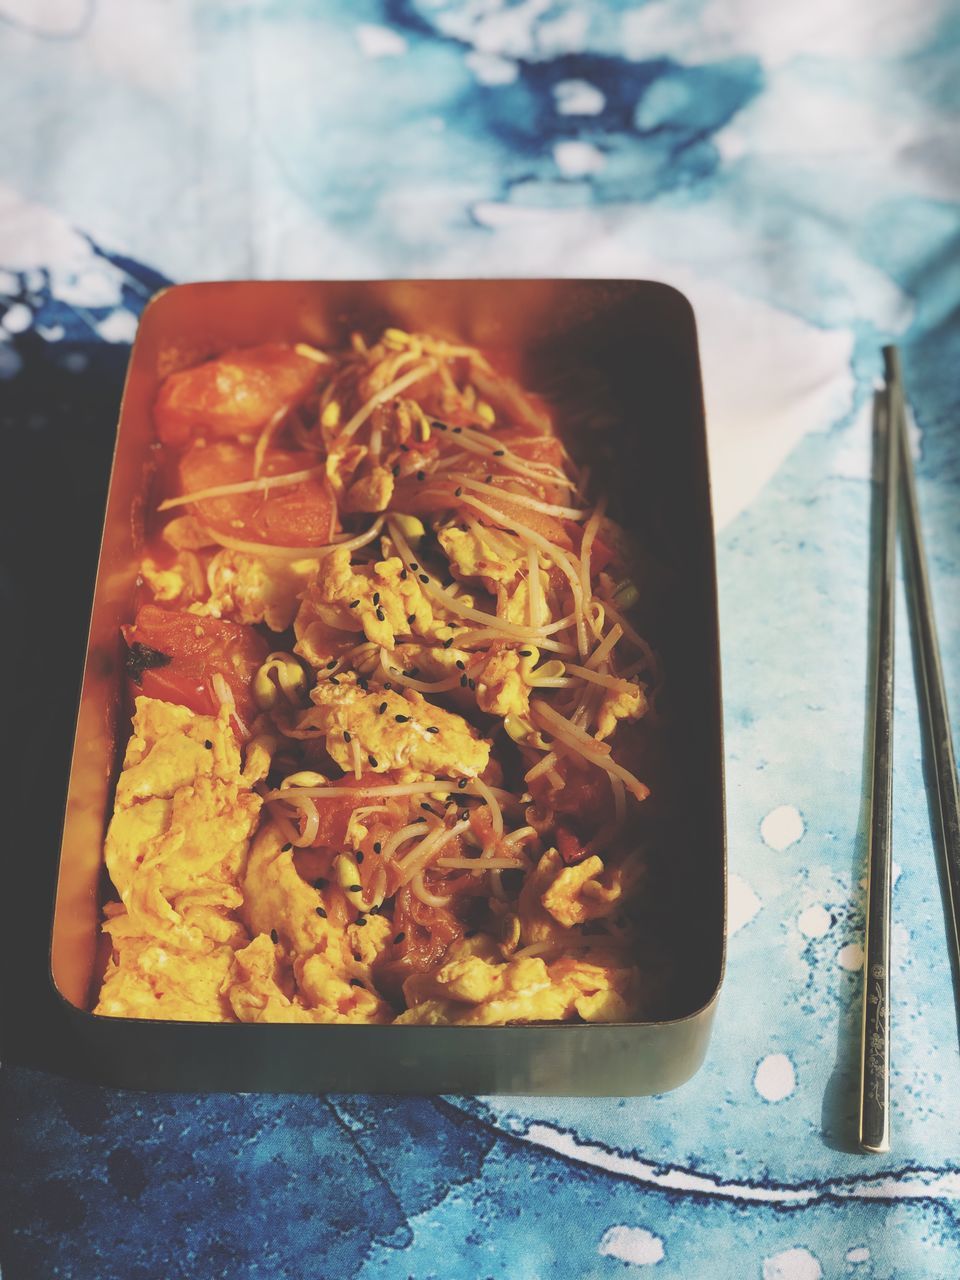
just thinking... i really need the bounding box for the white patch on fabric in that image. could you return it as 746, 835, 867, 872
465, 51, 519, 85
553, 79, 606, 116
728, 873, 762, 936
837, 942, 864, 972
355, 23, 407, 58
0, 0, 87, 36
517, 1121, 960, 1203
846, 1246, 870, 1263
553, 140, 606, 176
598, 1226, 665, 1266
797, 905, 832, 938
621, 0, 941, 67
1, 301, 32, 334
762, 1247, 823, 1280
754, 1053, 796, 1102
760, 805, 805, 851
96, 309, 139, 343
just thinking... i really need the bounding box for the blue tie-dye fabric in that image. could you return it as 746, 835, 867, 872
2, 3, 960, 1277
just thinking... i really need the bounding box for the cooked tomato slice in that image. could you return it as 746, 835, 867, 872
155, 344, 320, 447
123, 605, 269, 725
529, 757, 611, 828
178, 441, 337, 547
302, 774, 385, 849
568, 524, 616, 576
389, 883, 465, 972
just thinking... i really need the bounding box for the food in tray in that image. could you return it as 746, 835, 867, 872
94, 328, 663, 1025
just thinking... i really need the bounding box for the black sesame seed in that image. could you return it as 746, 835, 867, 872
452, 426, 462, 434
376, 608, 385, 621
356, 851, 364, 864
392, 464, 401, 477
395, 714, 409, 723
349, 599, 360, 609
407, 614, 416, 625
400, 568, 408, 581
419, 574, 429, 584
203, 739, 213, 750
316, 906, 327, 918
485, 474, 493, 483
409, 562, 419, 570
326, 659, 338, 669
343, 730, 352, 743
373, 592, 380, 605
270, 929, 279, 944
329, 675, 340, 685
468, 678, 476, 690
493, 449, 505, 457
416, 816, 428, 823
416, 470, 426, 481
368, 754, 379, 768
348, 884, 362, 893
455, 659, 466, 670
457, 778, 468, 789
350, 978, 365, 988
442, 637, 454, 649
426, 726, 440, 734
281, 843, 293, 852
519, 649, 532, 657
378, 702, 387, 714
313, 877, 328, 890
421, 803, 435, 814
460, 674, 468, 687
433, 421, 447, 431
355, 916, 367, 927
373, 842, 382, 855
459, 809, 469, 821
394, 932, 406, 944
384, 681, 392, 691
454, 487, 463, 497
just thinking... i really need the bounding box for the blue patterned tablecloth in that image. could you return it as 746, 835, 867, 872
2, 3, 960, 1277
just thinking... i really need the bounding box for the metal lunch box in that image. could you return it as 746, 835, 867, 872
50, 279, 725, 1094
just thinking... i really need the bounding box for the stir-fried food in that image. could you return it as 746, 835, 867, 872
95, 329, 662, 1025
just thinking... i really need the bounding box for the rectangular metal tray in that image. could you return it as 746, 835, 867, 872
50, 278, 725, 1094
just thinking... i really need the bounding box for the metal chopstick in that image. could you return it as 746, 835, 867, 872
858, 352, 900, 1153
893, 347, 960, 1023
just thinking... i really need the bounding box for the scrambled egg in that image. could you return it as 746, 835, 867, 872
297, 673, 490, 779
397, 935, 636, 1025
140, 551, 205, 605
517, 849, 630, 945
229, 826, 392, 1023
294, 546, 464, 666
95, 697, 261, 1021
341, 465, 395, 513
437, 524, 524, 589
595, 682, 648, 741
475, 649, 528, 719
540, 855, 629, 927
198, 549, 319, 631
